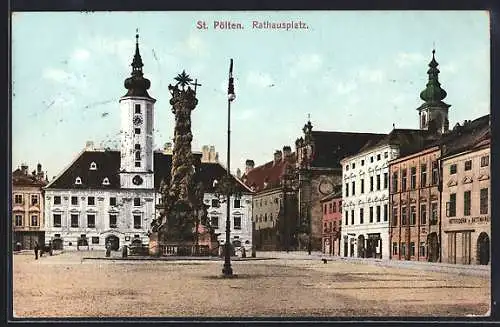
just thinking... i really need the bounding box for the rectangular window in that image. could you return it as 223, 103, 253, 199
351, 210, 354, 225
92, 237, 99, 244
464, 160, 472, 171
135, 161, 141, 167
333, 202, 337, 213
410, 242, 415, 257
464, 191, 471, 216
420, 204, 427, 225
392, 172, 398, 193
432, 161, 439, 185
360, 208, 364, 224
392, 207, 398, 226
431, 202, 438, 224
420, 164, 427, 187
361, 159, 365, 166
71, 196, 78, 205
450, 164, 457, 175
376, 205, 381, 222
135, 128, 141, 134
345, 211, 348, 226
110, 197, 117, 206
376, 174, 381, 190
234, 216, 242, 229
384, 173, 388, 189
135, 103, 141, 114
345, 183, 349, 197
211, 216, 219, 228
14, 194, 23, 204
234, 199, 241, 208
71, 214, 79, 228
369, 207, 374, 223
377, 154, 381, 161
30, 215, 38, 226
329, 203, 333, 214
383, 204, 388, 221
361, 179, 365, 193
133, 215, 142, 229
447, 193, 456, 217
401, 206, 407, 225
31, 195, 38, 206
480, 155, 489, 167
410, 167, 416, 189
370, 156, 374, 163
384, 152, 388, 159
370, 176, 374, 192
323, 204, 327, 214
402, 169, 407, 191
401, 243, 406, 256
352, 162, 355, 169
419, 242, 426, 257
109, 214, 117, 228
211, 199, 220, 208
392, 242, 398, 255
88, 196, 95, 206
54, 196, 61, 205
134, 198, 141, 206
53, 214, 61, 227
410, 206, 416, 225
15, 214, 23, 226
87, 214, 95, 228
352, 181, 355, 196
480, 188, 489, 214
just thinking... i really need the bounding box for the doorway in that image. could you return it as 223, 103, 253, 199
357, 235, 365, 258
105, 235, 120, 251
427, 232, 439, 262
477, 232, 490, 265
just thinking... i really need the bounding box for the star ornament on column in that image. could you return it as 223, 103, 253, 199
228, 59, 236, 101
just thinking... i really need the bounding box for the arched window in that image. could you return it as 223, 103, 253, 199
102, 177, 110, 185
75, 177, 82, 185
89, 162, 97, 170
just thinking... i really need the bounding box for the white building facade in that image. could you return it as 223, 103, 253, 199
340, 144, 399, 259
43, 33, 253, 252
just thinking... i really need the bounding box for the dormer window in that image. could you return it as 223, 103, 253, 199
75, 177, 82, 185
89, 162, 97, 170
102, 177, 110, 186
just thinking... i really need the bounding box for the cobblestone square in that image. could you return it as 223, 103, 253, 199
12, 251, 490, 318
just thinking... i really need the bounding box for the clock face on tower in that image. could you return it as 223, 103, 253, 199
132, 175, 143, 186
133, 114, 143, 126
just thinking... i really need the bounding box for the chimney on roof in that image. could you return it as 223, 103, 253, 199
21, 164, 28, 175
282, 146, 292, 161
274, 150, 282, 165
245, 159, 254, 174
85, 141, 94, 151
201, 145, 209, 162
209, 146, 216, 162
163, 142, 173, 155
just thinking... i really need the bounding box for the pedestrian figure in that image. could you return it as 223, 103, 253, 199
122, 245, 128, 258
105, 242, 111, 257
48, 241, 53, 256
34, 242, 39, 260
15, 241, 21, 252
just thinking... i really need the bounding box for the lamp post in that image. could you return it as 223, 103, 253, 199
221, 59, 236, 277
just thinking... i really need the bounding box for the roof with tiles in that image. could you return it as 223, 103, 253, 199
242, 154, 296, 192
310, 131, 386, 168
440, 114, 490, 158
45, 150, 251, 193
12, 168, 48, 187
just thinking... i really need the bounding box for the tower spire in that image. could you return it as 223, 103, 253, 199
123, 30, 153, 99
131, 29, 144, 76
419, 49, 447, 103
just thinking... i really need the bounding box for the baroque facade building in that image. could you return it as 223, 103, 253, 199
242, 147, 297, 250
341, 129, 435, 259
43, 33, 252, 252
295, 120, 386, 251
320, 186, 342, 256
440, 115, 490, 265
12, 164, 48, 249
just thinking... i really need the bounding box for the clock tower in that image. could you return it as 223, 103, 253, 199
119, 32, 156, 189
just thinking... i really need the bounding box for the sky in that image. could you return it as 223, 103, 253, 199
12, 11, 490, 179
